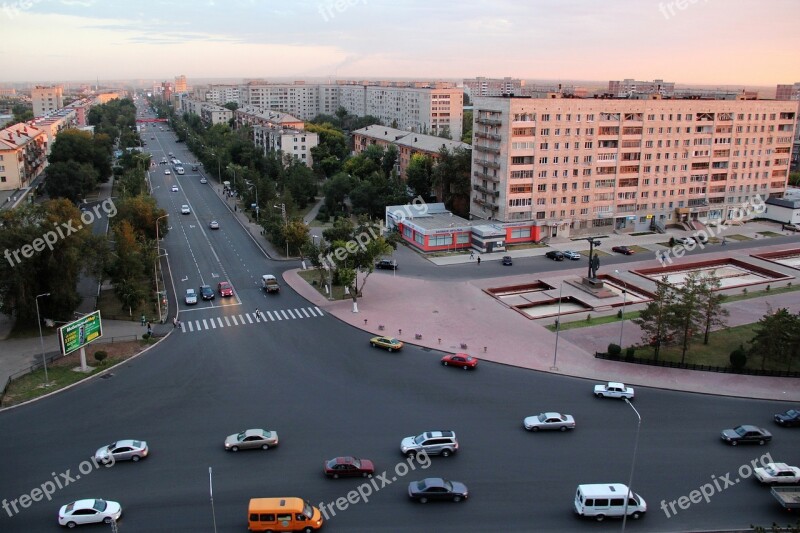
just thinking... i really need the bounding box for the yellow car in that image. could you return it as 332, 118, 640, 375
370, 336, 404, 352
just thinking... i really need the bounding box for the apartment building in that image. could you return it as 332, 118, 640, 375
775, 83, 800, 169
30, 109, 77, 155
470, 95, 796, 241
203, 84, 240, 106
174, 75, 187, 93
178, 98, 233, 125
240, 81, 322, 121
608, 79, 675, 98
463, 77, 524, 98
0, 122, 48, 191
234, 106, 318, 167
31, 85, 63, 117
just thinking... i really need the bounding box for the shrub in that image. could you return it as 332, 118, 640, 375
765, 284, 771, 292
608, 343, 622, 357
142, 333, 151, 340
625, 347, 636, 361
729, 347, 747, 371
742, 288, 748, 295
617, 309, 623, 319
586, 314, 592, 322
94, 350, 108, 363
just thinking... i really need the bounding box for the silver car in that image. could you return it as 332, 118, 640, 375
562, 250, 581, 260
94, 439, 149, 463
185, 288, 198, 305
523, 412, 576, 432
400, 430, 458, 457
224, 429, 279, 451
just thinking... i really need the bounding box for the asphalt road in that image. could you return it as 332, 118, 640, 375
1, 111, 798, 532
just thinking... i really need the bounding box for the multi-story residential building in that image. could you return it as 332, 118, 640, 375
235, 106, 317, 167
178, 98, 233, 125
0, 122, 48, 191
608, 79, 675, 98
30, 109, 77, 155
352, 125, 470, 181
0, 88, 17, 97
31, 85, 63, 117
174, 75, 187, 93
776, 83, 800, 101
463, 77, 524, 98
470, 95, 797, 240
239, 81, 322, 121
203, 84, 240, 106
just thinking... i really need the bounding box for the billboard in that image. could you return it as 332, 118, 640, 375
58, 311, 103, 355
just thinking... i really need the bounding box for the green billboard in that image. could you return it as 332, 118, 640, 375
59, 311, 103, 355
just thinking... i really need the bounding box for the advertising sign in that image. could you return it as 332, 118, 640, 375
58, 311, 103, 356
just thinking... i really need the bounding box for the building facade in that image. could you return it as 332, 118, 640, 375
608, 79, 675, 98
174, 75, 187, 93
234, 107, 318, 167
0, 123, 48, 191
776, 83, 800, 101
470, 95, 796, 239
463, 77, 524, 98
31, 85, 63, 117
203, 84, 240, 105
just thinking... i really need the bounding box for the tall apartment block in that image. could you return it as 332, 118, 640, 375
174, 75, 187, 93
608, 79, 675, 98
463, 77, 524, 98
776, 83, 800, 101
0, 123, 48, 191
470, 95, 796, 239
31, 85, 63, 117
203, 84, 240, 105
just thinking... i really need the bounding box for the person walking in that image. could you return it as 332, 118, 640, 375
146, 322, 152, 336
254, 308, 260, 321
477, 256, 481, 265
173, 316, 178, 328
140, 314, 146, 326
469, 251, 474, 260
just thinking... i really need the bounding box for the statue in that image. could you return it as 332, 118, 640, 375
589, 253, 600, 279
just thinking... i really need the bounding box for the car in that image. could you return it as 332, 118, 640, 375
545, 250, 565, 261
523, 412, 576, 432
375, 259, 398, 270
562, 250, 581, 260
676, 236, 695, 246
721, 425, 772, 445
191, 165, 198, 171
400, 430, 458, 457
408, 478, 468, 503
224, 428, 279, 451
502, 255, 513, 265
150, 136, 155, 139
181, 204, 190, 214
185, 288, 198, 305
94, 439, 149, 463
168, 152, 173, 157
209, 220, 219, 230
199, 285, 215, 300
200, 177, 207, 184
323, 456, 375, 478
218, 281, 233, 297
594, 382, 635, 399
176, 139, 183, 143
774, 408, 800, 427
171, 185, 179, 192
58, 499, 122, 528
164, 169, 171, 175
612, 246, 634, 255
370, 336, 403, 352
441, 353, 478, 369
753, 462, 800, 484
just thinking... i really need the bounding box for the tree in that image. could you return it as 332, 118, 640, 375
44, 161, 98, 203
432, 146, 472, 217
12, 103, 33, 124
748, 308, 800, 371
405, 154, 435, 201
223, 102, 239, 111
283, 219, 310, 258
381, 145, 399, 178
285, 160, 317, 209
696, 271, 728, 344
633, 277, 677, 361
671, 272, 705, 364
322, 173, 356, 215
48, 129, 112, 183
461, 109, 473, 143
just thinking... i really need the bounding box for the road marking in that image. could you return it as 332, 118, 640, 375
202, 319, 209, 329
180, 307, 324, 333
231, 315, 239, 326
224, 316, 232, 327
280, 310, 289, 320
217, 317, 224, 328
287, 309, 297, 319
300, 308, 311, 318
266, 311, 275, 321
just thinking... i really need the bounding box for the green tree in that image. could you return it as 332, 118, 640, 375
633, 277, 677, 361
748, 308, 800, 371
671, 272, 705, 364
285, 160, 317, 209
697, 271, 728, 344
406, 154, 435, 201
223, 102, 239, 111
432, 146, 472, 217
48, 129, 112, 183
381, 144, 399, 178
461, 109, 473, 143
44, 161, 99, 203
323, 172, 356, 214
11, 103, 33, 124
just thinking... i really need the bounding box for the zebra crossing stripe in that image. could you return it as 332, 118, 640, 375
231, 315, 239, 326
280, 310, 290, 320
203, 319, 209, 329
274, 311, 282, 321
258, 312, 265, 321
224, 316, 232, 327
194, 320, 200, 331
266, 311, 275, 321
245, 314, 254, 324
307, 307, 318, 317
217, 317, 224, 327
287, 309, 297, 319
314, 306, 323, 316
181, 306, 324, 332
301, 308, 311, 318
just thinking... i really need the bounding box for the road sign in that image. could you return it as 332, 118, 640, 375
58, 311, 103, 356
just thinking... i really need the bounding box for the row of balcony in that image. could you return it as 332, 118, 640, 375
474, 144, 501, 155
475, 116, 502, 126
474, 130, 501, 141
473, 184, 500, 197
474, 159, 501, 170
472, 197, 499, 210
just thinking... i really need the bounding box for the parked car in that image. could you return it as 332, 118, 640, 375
545, 250, 565, 261
774, 408, 800, 427
58, 499, 122, 528
594, 382, 635, 399
184, 288, 198, 305
209, 220, 219, 230
164, 169, 171, 175
754, 463, 800, 484
400, 430, 458, 457
370, 336, 403, 352
611, 246, 634, 255
408, 478, 468, 503
502, 255, 513, 265
523, 412, 576, 432
441, 353, 478, 369
224, 428, 279, 451
721, 425, 772, 445
562, 250, 581, 260
323, 457, 375, 478
218, 281, 233, 297
200, 285, 215, 300
375, 259, 398, 270
94, 439, 149, 463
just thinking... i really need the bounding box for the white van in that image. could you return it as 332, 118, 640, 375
574, 483, 646, 521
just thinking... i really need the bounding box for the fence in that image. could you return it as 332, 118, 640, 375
0, 333, 162, 405
595, 352, 800, 378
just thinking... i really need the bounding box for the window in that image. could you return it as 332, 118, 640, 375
429, 235, 452, 246
511, 228, 530, 238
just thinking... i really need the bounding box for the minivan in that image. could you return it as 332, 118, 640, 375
248, 498, 323, 532
574, 483, 646, 521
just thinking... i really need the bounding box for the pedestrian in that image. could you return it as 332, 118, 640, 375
146, 322, 152, 336
140, 314, 146, 326
721, 237, 727, 246
469, 251, 474, 260
254, 308, 260, 320
173, 316, 178, 328
477, 256, 481, 265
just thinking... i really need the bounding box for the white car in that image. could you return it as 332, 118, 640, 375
185, 288, 198, 305
58, 499, 122, 528
754, 463, 800, 484
181, 204, 190, 214
594, 382, 635, 399
94, 439, 149, 463
523, 412, 576, 432
164, 169, 171, 175
200, 177, 207, 184
209, 220, 219, 230
171, 185, 179, 192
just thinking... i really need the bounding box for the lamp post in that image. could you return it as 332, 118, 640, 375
35, 292, 51, 387
247, 182, 259, 222
155, 214, 169, 324
274, 203, 288, 257
614, 269, 628, 347
551, 281, 563, 371
621, 398, 642, 533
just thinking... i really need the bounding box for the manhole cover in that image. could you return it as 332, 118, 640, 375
100, 374, 114, 379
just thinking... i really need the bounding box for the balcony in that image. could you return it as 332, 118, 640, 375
474, 144, 501, 155
474, 158, 501, 170
472, 197, 499, 210
476, 116, 502, 126
474, 130, 501, 141
473, 170, 500, 182
473, 184, 500, 197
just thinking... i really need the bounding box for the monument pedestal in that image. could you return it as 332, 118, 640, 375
565, 277, 617, 299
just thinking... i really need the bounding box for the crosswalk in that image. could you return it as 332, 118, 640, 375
180, 306, 325, 333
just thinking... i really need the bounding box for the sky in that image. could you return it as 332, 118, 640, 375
0, 0, 799, 86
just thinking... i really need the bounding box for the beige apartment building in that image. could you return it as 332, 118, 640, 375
31, 85, 63, 117
470, 95, 796, 240
463, 77, 524, 98
0, 122, 48, 191
234, 107, 318, 168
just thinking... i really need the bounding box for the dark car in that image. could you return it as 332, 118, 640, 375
323, 457, 375, 478
191, 165, 198, 171
612, 246, 635, 255
545, 251, 564, 261
408, 478, 468, 503
721, 425, 772, 445
502, 255, 513, 265
774, 409, 800, 427
375, 259, 398, 270
200, 285, 215, 300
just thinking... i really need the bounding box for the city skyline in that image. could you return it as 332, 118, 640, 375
1, 0, 799, 85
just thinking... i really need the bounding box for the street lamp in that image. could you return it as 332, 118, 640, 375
155, 214, 169, 324
35, 292, 51, 387
274, 203, 288, 257
622, 398, 642, 533
247, 182, 259, 222
551, 281, 564, 371
614, 270, 628, 347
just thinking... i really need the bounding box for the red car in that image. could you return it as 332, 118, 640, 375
441, 353, 478, 370
218, 281, 234, 297
611, 246, 635, 255
323, 456, 375, 478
